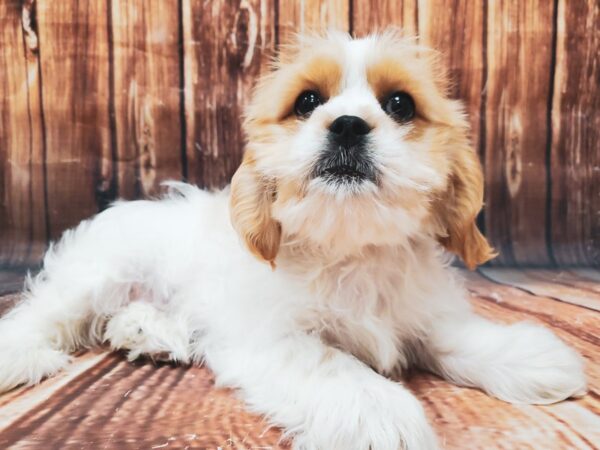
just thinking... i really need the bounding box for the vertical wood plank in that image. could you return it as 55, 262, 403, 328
352, 0, 418, 37
417, 1, 485, 157
37, 0, 112, 238
550, 0, 600, 266
278, 0, 350, 44
0, 0, 597, 268
484, 1, 555, 265
111, 0, 184, 200
0, 0, 47, 266
183, 0, 276, 189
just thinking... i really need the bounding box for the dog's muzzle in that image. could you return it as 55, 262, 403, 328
313, 115, 377, 185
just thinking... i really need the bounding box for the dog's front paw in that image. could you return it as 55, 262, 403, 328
104, 302, 190, 363
486, 323, 587, 405
292, 380, 437, 450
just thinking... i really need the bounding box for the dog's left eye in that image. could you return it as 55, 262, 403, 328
382, 92, 416, 122
294, 90, 322, 117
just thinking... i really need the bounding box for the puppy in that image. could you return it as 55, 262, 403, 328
0, 31, 586, 449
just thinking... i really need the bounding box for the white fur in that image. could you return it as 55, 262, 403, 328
0, 33, 586, 450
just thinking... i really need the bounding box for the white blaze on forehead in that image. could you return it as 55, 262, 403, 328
320, 37, 381, 124
340, 37, 374, 91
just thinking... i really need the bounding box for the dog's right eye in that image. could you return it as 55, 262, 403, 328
294, 91, 322, 117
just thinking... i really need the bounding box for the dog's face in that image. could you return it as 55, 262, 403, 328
231, 31, 495, 268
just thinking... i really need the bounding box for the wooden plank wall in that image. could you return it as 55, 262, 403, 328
0, 0, 598, 267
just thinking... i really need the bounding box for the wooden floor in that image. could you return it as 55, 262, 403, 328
0, 269, 598, 450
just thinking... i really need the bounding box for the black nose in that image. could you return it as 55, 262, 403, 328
328, 115, 371, 147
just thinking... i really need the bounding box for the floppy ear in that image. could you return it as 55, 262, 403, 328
230, 153, 281, 268
434, 133, 497, 270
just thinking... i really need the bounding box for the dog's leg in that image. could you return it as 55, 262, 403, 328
0, 224, 132, 392
0, 279, 92, 392
203, 333, 438, 450
104, 302, 190, 363
420, 312, 587, 404
0, 289, 72, 392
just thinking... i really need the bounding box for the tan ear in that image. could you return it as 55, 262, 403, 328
230, 154, 281, 267
435, 136, 497, 270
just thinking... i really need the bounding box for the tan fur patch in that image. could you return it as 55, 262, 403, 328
429, 131, 497, 269
245, 48, 343, 126
367, 57, 456, 127
364, 38, 495, 268
230, 154, 282, 267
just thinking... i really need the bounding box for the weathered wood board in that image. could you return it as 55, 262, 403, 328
550, 0, 600, 266
278, 0, 349, 42
0, 270, 598, 449
352, 0, 419, 36
0, 1, 47, 266
36, 0, 113, 239
483, 0, 555, 266
417, 0, 485, 158
182, 0, 275, 189
0, 0, 599, 267
110, 0, 184, 199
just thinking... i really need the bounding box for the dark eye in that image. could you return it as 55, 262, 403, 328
383, 92, 416, 122
294, 90, 322, 117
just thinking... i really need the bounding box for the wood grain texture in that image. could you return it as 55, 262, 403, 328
0, 292, 19, 316
0, 2, 599, 266
352, 0, 418, 36
37, 0, 112, 238
0, 355, 288, 449
480, 267, 600, 312
464, 272, 600, 388
0, 271, 598, 449
0, 270, 27, 296
183, 0, 276, 189
0, 351, 108, 430
484, 1, 555, 266
0, 0, 47, 266
110, 0, 184, 200
550, 0, 600, 267
417, 0, 485, 157
278, 0, 350, 44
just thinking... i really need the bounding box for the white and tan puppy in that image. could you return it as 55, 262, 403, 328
0, 31, 586, 449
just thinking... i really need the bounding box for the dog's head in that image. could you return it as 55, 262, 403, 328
230, 31, 495, 269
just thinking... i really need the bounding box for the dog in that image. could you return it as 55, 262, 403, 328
0, 31, 586, 449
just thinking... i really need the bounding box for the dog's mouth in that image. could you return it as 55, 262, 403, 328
314, 149, 377, 186
322, 164, 367, 181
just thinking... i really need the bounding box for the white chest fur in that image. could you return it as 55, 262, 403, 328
279, 243, 440, 374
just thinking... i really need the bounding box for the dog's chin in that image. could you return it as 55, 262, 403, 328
275, 181, 422, 256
